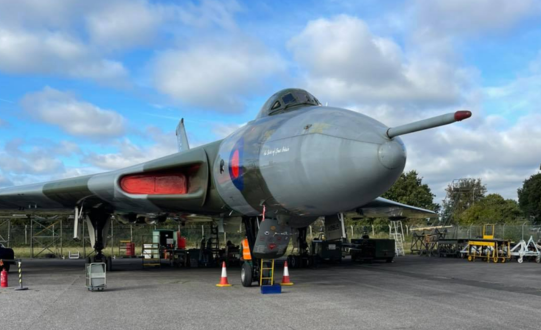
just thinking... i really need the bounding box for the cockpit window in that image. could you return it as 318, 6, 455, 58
282, 93, 295, 105
256, 88, 321, 119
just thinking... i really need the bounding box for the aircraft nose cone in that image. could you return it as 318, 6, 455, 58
258, 107, 407, 216
378, 139, 406, 169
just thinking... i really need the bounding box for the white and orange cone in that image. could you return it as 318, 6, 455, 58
216, 261, 232, 287
280, 261, 294, 286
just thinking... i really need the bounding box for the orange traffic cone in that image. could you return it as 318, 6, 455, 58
280, 261, 294, 286
216, 261, 232, 287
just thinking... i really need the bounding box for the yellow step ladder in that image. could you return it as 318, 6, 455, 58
260, 259, 275, 286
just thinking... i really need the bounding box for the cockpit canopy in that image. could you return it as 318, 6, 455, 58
256, 88, 321, 119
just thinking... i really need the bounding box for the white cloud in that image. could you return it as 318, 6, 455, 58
0, 0, 89, 30
288, 15, 477, 110
152, 39, 285, 111
0, 138, 77, 175
0, 28, 128, 85
173, 0, 241, 30
83, 126, 177, 170
483, 52, 541, 117
85, 0, 162, 51
0, 173, 12, 187
412, 0, 541, 38
21, 87, 126, 138
212, 122, 245, 138
402, 112, 541, 201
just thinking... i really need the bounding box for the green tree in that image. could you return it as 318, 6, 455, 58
459, 194, 522, 225
518, 172, 541, 224
381, 170, 440, 212
351, 171, 439, 231
442, 178, 487, 224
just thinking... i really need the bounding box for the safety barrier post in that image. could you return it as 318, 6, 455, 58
15, 260, 28, 291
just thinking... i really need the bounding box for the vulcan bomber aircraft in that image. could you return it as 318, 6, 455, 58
0, 88, 471, 286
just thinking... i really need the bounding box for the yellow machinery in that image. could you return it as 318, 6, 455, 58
466, 224, 510, 263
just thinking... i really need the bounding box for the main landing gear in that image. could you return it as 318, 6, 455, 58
241, 216, 260, 287
85, 209, 113, 271
288, 227, 312, 268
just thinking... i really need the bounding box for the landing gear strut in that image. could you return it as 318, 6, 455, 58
241, 216, 260, 287
288, 227, 311, 268
86, 209, 113, 271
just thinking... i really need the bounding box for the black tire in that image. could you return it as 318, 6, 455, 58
241, 262, 253, 287
106, 257, 113, 272
386, 258, 393, 263
289, 255, 297, 269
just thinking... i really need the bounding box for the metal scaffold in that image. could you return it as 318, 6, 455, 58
410, 226, 449, 256
31, 216, 63, 258
0, 218, 10, 247
389, 221, 405, 256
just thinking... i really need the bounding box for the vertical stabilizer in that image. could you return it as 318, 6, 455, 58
176, 118, 190, 152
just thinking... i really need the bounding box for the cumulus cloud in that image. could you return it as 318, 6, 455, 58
288, 15, 477, 110
0, 174, 12, 188
0, 138, 79, 175
211, 122, 245, 138
0, 28, 129, 85
83, 126, 178, 170
484, 52, 541, 117
21, 87, 126, 138
85, 0, 162, 51
152, 40, 285, 111
173, 0, 242, 30
402, 112, 541, 201
412, 0, 541, 38
0, 0, 169, 85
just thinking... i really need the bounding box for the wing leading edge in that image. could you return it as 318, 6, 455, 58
357, 197, 438, 219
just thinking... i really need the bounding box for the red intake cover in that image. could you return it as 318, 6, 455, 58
120, 172, 188, 195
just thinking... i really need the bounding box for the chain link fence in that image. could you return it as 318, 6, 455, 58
2, 218, 539, 257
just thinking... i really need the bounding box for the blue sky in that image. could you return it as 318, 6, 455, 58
0, 0, 540, 203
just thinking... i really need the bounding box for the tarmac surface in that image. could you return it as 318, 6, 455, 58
1, 256, 540, 330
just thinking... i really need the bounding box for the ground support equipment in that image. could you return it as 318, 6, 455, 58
260, 259, 281, 294
310, 236, 342, 267
86, 262, 106, 291
437, 239, 468, 258
466, 239, 510, 263
510, 236, 541, 263
163, 247, 187, 267
411, 228, 446, 257
349, 238, 395, 263
142, 241, 161, 268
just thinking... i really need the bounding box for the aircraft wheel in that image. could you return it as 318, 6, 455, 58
518, 257, 523, 264
288, 255, 297, 269
241, 262, 253, 287
106, 257, 113, 272
467, 255, 473, 262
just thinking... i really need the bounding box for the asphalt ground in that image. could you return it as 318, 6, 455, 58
1, 256, 540, 330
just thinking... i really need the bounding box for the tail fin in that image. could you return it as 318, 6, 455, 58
176, 118, 190, 152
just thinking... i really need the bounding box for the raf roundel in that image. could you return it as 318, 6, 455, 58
229, 138, 244, 191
